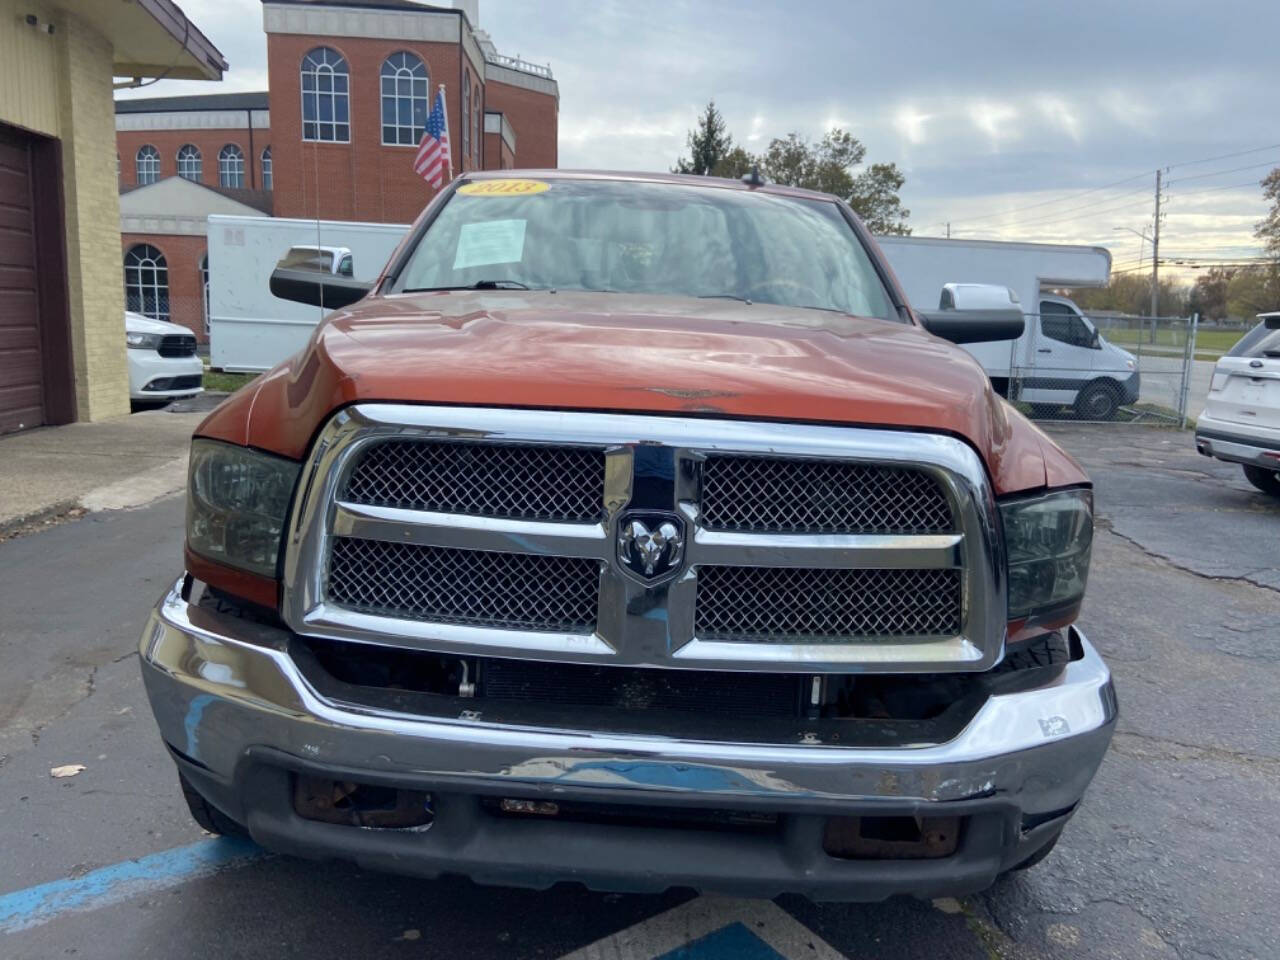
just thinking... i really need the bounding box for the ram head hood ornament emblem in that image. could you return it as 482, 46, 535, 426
617, 512, 685, 582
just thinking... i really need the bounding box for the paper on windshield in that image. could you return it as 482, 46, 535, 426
453, 219, 527, 270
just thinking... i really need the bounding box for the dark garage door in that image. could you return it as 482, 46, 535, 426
0, 126, 43, 435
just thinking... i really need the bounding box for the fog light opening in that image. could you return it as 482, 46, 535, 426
293, 775, 433, 829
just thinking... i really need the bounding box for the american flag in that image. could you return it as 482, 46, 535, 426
413, 87, 452, 187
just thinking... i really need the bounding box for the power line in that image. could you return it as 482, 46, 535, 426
946, 171, 1150, 227
1166, 142, 1280, 170
1165, 178, 1272, 201
962, 194, 1155, 236
1166, 158, 1279, 186
945, 141, 1280, 231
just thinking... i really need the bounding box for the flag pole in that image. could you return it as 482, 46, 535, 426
439, 83, 454, 183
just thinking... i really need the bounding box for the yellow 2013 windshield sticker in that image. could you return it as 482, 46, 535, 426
457, 179, 550, 196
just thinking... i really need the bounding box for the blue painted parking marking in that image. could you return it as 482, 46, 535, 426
559, 897, 844, 959
0, 836, 268, 935
656, 921, 787, 960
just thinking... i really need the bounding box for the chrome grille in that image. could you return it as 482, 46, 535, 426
286, 406, 1002, 673
327, 537, 600, 632
694, 566, 962, 641
700, 455, 953, 533
343, 440, 605, 522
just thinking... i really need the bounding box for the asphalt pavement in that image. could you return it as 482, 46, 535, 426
0, 423, 1277, 959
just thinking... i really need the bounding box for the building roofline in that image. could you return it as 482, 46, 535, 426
115, 92, 270, 114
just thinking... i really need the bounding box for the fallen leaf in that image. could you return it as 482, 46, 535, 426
50, 764, 86, 778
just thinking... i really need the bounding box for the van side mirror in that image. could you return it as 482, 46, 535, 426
1263, 313, 1280, 330
917, 308, 1026, 345
269, 264, 372, 309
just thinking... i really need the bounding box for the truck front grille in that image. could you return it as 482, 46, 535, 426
343, 439, 605, 522
700, 455, 953, 534
327, 537, 600, 632
694, 566, 962, 642
157, 334, 197, 358
286, 406, 1001, 673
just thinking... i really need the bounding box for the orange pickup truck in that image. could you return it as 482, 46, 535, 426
139, 171, 1115, 901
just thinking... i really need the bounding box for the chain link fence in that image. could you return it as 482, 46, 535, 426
1000, 313, 1202, 425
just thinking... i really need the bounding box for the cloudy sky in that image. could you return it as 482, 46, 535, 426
120, 0, 1280, 279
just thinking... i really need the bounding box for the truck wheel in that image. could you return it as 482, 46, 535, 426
1008, 826, 1064, 872
1074, 381, 1120, 420
1242, 465, 1280, 497
180, 772, 248, 838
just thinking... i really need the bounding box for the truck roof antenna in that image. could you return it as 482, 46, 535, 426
742, 165, 765, 188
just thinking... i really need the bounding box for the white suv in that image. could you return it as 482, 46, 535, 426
126, 312, 204, 405
1195, 312, 1280, 497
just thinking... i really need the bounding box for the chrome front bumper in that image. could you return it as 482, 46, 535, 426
139, 577, 1117, 899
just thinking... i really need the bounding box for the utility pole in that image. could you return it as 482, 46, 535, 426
1150, 169, 1162, 325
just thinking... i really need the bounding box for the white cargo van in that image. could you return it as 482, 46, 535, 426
880, 237, 1139, 418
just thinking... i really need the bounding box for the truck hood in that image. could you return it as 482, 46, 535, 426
198, 291, 1083, 494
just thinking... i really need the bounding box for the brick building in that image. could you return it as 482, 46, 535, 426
115, 0, 558, 341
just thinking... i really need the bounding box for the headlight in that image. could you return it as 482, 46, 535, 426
1001, 488, 1093, 621
126, 331, 163, 350
187, 439, 300, 577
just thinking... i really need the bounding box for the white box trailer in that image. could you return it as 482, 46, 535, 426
207, 214, 407, 372
208, 217, 1133, 415
877, 236, 1139, 415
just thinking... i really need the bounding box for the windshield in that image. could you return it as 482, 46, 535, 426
394, 178, 897, 320
1226, 320, 1280, 358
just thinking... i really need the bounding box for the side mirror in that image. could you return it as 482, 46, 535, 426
1263, 313, 1280, 330
269, 265, 372, 309
917, 308, 1026, 345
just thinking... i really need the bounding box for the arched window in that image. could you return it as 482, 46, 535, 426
472, 83, 481, 165
136, 145, 160, 186
301, 47, 350, 142
461, 69, 471, 161
218, 144, 244, 188
123, 244, 169, 320
200, 254, 210, 336
177, 144, 201, 182
261, 147, 272, 190
380, 52, 429, 146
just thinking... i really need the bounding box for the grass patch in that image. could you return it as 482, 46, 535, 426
1102, 327, 1244, 360
203, 370, 260, 393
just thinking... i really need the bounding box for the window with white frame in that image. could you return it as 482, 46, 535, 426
380, 52, 429, 146
261, 146, 272, 190
136, 145, 160, 186
218, 144, 244, 188
124, 244, 169, 320
177, 144, 202, 182
301, 47, 350, 142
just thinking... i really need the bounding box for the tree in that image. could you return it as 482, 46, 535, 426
1188, 267, 1234, 322
671, 107, 912, 234
1072, 274, 1186, 317
1256, 167, 1280, 258
711, 146, 755, 180
1227, 264, 1280, 319
673, 101, 733, 176
758, 130, 911, 235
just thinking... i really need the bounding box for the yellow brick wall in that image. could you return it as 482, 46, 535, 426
55, 12, 129, 420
